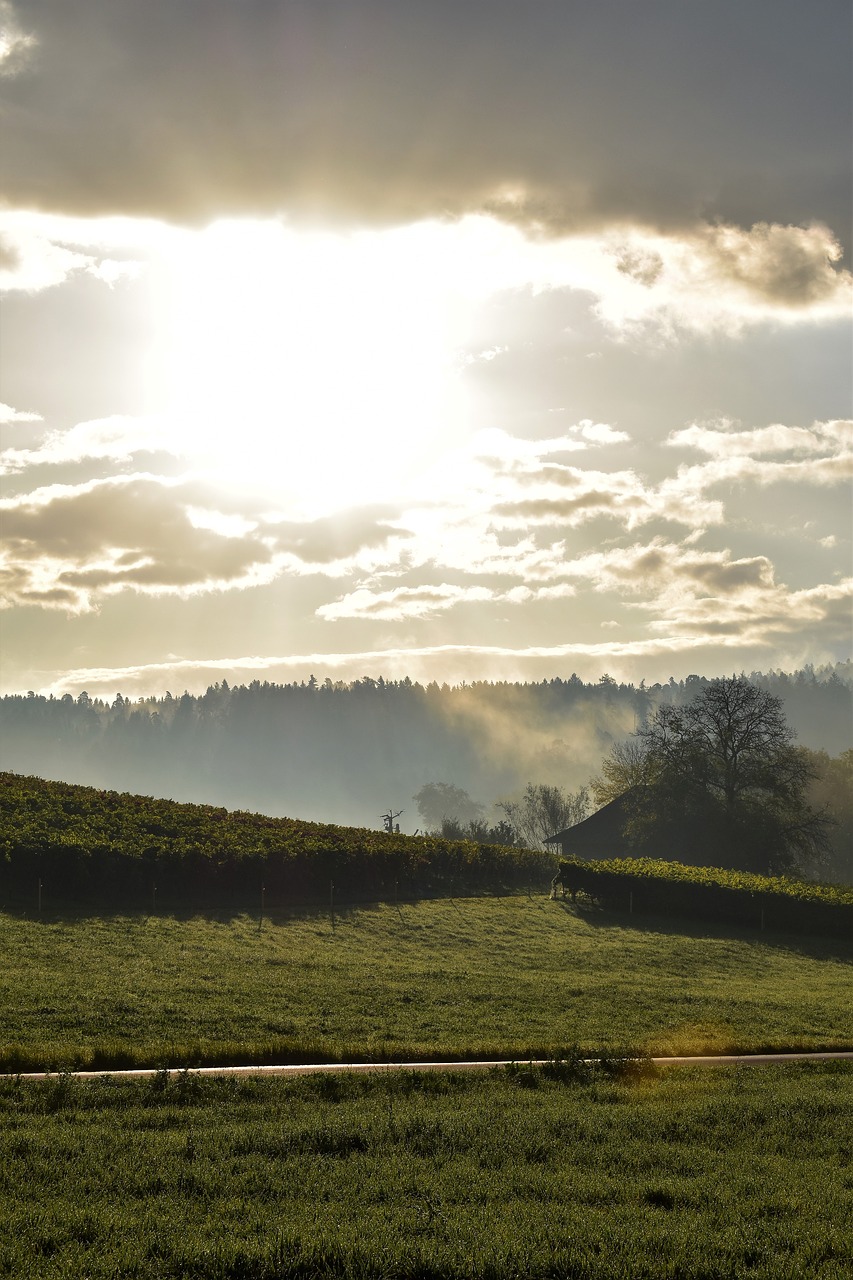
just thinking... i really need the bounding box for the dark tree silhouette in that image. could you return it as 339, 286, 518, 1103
602, 676, 831, 874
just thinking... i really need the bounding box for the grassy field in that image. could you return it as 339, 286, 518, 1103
2, 895, 851, 1071
0, 1062, 850, 1279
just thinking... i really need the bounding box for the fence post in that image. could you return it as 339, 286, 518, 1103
152, 883, 157, 915
259, 885, 265, 931
330, 880, 335, 929
37, 877, 42, 916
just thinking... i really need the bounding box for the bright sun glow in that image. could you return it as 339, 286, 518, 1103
153, 219, 493, 514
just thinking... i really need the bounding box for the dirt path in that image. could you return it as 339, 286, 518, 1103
7, 1051, 853, 1081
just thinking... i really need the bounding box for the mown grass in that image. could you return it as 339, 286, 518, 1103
1, 896, 851, 1071
0, 1062, 850, 1279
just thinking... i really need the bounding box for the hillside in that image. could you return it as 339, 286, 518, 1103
0, 772, 553, 910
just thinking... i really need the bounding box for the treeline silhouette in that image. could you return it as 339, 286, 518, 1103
0, 666, 849, 830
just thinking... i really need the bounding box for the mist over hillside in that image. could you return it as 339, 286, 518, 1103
1, 666, 849, 831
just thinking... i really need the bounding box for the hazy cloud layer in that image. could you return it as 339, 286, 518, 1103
2, 1, 850, 253
3, 408, 849, 631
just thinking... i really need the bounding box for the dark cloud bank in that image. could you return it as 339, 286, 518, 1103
3, 0, 850, 251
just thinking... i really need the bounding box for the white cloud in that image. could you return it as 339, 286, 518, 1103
87, 258, 144, 286
318, 583, 496, 622
317, 579, 577, 622
0, 225, 93, 292
667, 418, 853, 459
0, 402, 42, 424
0, 414, 179, 473
0, 210, 166, 293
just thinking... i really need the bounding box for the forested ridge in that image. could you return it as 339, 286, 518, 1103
1, 665, 849, 831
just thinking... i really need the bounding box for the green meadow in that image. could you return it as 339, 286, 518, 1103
0, 1062, 850, 1279
2, 895, 851, 1071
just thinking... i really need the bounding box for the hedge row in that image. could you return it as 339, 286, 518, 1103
0, 773, 555, 908
554, 857, 853, 937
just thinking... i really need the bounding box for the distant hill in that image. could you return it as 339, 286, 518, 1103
0, 665, 849, 830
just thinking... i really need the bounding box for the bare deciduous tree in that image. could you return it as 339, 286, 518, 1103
497, 783, 590, 851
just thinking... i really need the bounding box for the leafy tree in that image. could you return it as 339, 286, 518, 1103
596, 676, 830, 875
413, 783, 484, 830
497, 783, 590, 852
591, 738, 653, 806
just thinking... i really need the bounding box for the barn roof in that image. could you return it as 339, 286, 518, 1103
544, 791, 636, 857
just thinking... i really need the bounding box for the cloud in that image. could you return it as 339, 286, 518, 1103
556, 539, 852, 655
30, 612, 852, 702
648, 575, 853, 649
318, 583, 496, 622
696, 222, 848, 307
0, 476, 275, 609
598, 224, 852, 333
490, 463, 724, 531
0, 402, 42, 424
547, 539, 776, 600
666, 417, 845, 458
269, 510, 411, 569
314, 536, 791, 627
0, 476, 412, 610
0, 223, 94, 292
473, 423, 630, 466
0, 414, 178, 473
317, 579, 576, 622
0, 210, 157, 293
664, 419, 853, 493
667, 418, 852, 459
0, 0, 36, 75
2, 1, 849, 255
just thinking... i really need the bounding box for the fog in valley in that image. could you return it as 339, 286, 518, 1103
1, 666, 849, 834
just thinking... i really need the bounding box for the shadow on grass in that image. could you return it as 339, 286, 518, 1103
0, 884, 547, 929
3, 887, 850, 963
552, 896, 853, 961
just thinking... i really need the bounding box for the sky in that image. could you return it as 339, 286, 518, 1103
1, 0, 851, 700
